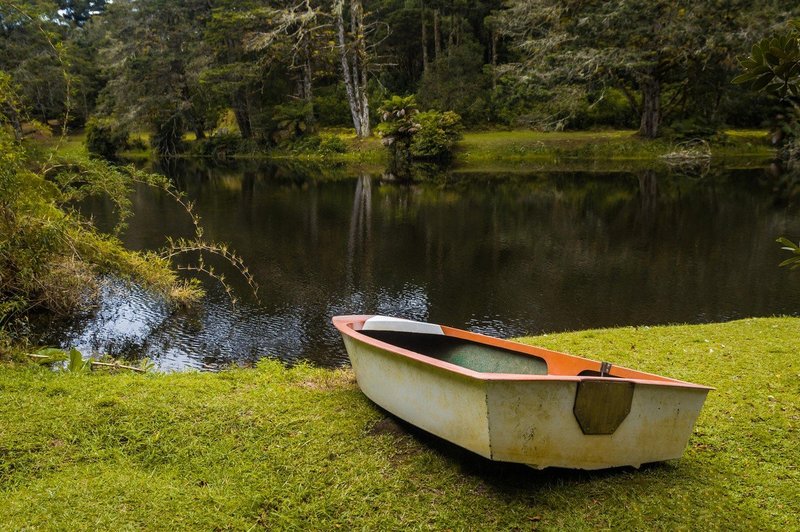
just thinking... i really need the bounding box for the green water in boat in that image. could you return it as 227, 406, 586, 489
361, 331, 548, 375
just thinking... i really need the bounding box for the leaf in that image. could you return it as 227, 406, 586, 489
67, 347, 89, 373
779, 257, 800, 269
751, 43, 765, 63
751, 72, 776, 91
765, 51, 781, 66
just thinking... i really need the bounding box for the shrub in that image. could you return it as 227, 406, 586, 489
280, 134, 322, 153
376, 96, 420, 175
410, 110, 463, 160
271, 101, 316, 144
376, 95, 464, 167
85, 117, 129, 159
191, 133, 243, 159
660, 118, 726, 142
319, 136, 347, 155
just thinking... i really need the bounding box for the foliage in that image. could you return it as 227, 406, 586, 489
0, 125, 201, 327
375, 95, 420, 174
191, 133, 246, 159
2, 0, 798, 145
271, 101, 316, 144
1, 318, 799, 528
92, 0, 218, 156
735, 20, 800, 161
417, 41, 491, 125
27, 346, 156, 373
659, 118, 728, 142
313, 84, 353, 127
318, 135, 347, 155
84, 117, 129, 159
376, 96, 420, 145
498, 0, 789, 138
376, 95, 463, 165
491, 79, 592, 131
2, 42, 257, 333
734, 20, 800, 99
735, 21, 800, 263
776, 237, 800, 269
410, 110, 463, 160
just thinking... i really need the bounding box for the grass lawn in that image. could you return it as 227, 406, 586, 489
1, 317, 798, 530
41, 128, 775, 168
456, 129, 775, 165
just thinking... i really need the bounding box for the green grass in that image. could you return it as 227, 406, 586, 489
456, 129, 775, 166
1, 317, 798, 530
268, 128, 775, 167
63, 128, 773, 167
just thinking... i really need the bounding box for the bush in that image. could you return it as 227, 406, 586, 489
313, 84, 352, 127
410, 110, 463, 160
191, 133, 244, 159
376, 95, 464, 165
660, 118, 726, 142
319, 136, 347, 155
0, 127, 198, 324
85, 118, 129, 159
280, 134, 321, 153
271, 101, 316, 144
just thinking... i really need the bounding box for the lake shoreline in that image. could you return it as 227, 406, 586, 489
107, 128, 779, 167
2, 317, 798, 529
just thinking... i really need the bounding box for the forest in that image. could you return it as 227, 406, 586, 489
1, 0, 798, 158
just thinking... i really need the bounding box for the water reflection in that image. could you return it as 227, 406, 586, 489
37, 161, 800, 370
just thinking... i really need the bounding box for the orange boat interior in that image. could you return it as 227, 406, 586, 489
345, 316, 678, 383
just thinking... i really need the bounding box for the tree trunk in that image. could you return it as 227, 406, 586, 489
447, 15, 454, 55
232, 90, 252, 139
335, 0, 362, 136
335, 0, 370, 137
302, 54, 313, 103
433, 9, 441, 62
638, 77, 661, 138
491, 30, 498, 90
354, 0, 370, 137
421, 5, 428, 74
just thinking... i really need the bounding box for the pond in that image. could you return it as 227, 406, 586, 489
36, 159, 800, 370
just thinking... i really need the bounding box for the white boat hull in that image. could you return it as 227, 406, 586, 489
337, 316, 711, 470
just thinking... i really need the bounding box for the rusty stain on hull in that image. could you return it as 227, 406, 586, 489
333, 315, 712, 470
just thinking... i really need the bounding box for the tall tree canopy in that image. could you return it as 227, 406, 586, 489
498, 0, 795, 137
2, 0, 796, 148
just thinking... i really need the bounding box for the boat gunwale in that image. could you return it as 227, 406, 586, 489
333, 315, 713, 391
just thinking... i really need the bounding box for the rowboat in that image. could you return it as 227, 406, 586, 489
333, 315, 712, 470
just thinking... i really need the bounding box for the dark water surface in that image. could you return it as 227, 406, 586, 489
38, 160, 800, 370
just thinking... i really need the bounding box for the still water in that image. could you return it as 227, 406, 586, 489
38, 160, 800, 370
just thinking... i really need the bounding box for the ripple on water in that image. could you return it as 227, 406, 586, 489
45, 279, 440, 371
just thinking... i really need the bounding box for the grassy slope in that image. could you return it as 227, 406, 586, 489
1, 317, 798, 530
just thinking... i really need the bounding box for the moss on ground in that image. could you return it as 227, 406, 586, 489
1, 317, 798, 530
